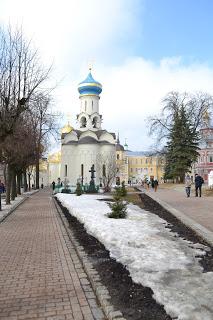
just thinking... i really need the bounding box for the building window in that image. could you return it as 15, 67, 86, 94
141, 159, 143, 164
65, 165, 67, 177
131, 168, 133, 173
103, 164, 106, 177
210, 156, 213, 162
117, 154, 119, 160
81, 164, 84, 177
85, 100, 87, 111
92, 100, 93, 109
145, 158, 148, 164
80, 116, 87, 128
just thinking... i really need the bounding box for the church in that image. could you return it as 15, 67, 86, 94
60, 70, 116, 187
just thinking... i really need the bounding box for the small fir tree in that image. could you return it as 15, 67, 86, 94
120, 181, 127, 196
107, 187, 127, 219
75, 182, 83, 196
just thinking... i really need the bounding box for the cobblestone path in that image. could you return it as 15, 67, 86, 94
0, 190, 104, 320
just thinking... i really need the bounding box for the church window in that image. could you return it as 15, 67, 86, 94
92, 116, 98, 128
117, 154, 119, 160
80, 116, 87, 128
65, 165, 68, 177
103, 164, 106, 177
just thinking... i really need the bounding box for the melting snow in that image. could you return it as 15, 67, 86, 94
56, 193, 213, 320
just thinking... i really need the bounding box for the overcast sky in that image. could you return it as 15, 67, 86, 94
1, 0, 213, 150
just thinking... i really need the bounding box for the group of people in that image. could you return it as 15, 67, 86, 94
185, 173, 204, 198
143, 178, 159, 192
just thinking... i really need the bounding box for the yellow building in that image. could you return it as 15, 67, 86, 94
115, 138, 129, 184
116, 140, 165, 184
48, 151, 61, 184
126, 151, 164, 183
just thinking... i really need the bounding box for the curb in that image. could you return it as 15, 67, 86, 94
141, 191, 213, 246
53, 197, 127, 320
0, 190, 39, 223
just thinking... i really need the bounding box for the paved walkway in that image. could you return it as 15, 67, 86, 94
139, 185, 213, 244
0, 190, 104, 320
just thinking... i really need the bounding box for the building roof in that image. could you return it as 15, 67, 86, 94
125, 151, 150, 156
116, 144, 124, 151
78, 71, 102, 96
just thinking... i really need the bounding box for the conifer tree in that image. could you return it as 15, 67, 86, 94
164, 107, 199, 181
75, 182, 83, 196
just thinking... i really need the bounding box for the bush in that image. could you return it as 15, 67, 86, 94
61, 189, 71, 194
107, 187, 127, 219
75, 183, 83, 196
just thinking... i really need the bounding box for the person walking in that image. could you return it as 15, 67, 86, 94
195, 173, 204, 197
52, 181, 56, 191
185, 175, 192, 197
154, 179, 158, 192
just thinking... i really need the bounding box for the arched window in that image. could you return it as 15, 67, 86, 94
81, 164, 84, 184
117, 154, 119, 160
103, 164, 106, 177
80, 116, 87, 128
92, 116, 98, 128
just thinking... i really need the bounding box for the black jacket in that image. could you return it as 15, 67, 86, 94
195, 175, 204, 187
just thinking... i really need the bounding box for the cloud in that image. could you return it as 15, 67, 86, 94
1, 1, 213, 151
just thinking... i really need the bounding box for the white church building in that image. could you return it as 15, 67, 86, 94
61, 70, 116, 186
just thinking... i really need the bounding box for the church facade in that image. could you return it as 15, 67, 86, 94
61, 71, 116, 186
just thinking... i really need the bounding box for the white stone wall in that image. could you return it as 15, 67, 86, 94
61, 143, 116, 186
80, 95, 99, 115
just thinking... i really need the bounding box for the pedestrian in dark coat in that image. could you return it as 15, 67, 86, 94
154, 179, 158, 192
52, 181, 56, 191
195, 174, 204, 197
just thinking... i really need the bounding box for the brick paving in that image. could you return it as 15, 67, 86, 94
0, 190, 105, 320
143, 186, 213, 232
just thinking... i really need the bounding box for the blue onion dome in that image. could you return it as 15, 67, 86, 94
78, 70, 102, 96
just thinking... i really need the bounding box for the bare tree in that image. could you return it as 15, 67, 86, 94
0, 117, 38, 203
28, 93, 60, 189
96, 152, 117, 192
0, 26, 51, 142
149, 91, 213, 150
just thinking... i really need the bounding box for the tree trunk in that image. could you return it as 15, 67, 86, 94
6, 164, 12, 205
23, 169, 27, 192
36, 158, 39, 189
11, 168, 17, 201
17, 171, 21, 195
28, 173, 31, 191
3, 164, 7, 185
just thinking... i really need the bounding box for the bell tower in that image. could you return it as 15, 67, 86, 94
77, 69, 102, 131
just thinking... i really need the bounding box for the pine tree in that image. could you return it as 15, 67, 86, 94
164, 107, 199, 182
120, 181, 127, 196
107, 187, 127, 219
75, 182, 83, 196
